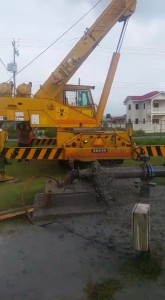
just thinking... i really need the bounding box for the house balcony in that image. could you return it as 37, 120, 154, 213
150, 108, 165, 115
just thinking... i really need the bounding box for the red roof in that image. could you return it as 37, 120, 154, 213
124, 91, 160, 103
111, 115, 126, 121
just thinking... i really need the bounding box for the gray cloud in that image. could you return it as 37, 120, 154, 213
135, 0, 165, 22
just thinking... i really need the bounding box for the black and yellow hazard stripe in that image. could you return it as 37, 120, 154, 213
2, 145, 165, 160
31, 138, 56, 146
1, 147, 63, 160
142, 145, 165, 157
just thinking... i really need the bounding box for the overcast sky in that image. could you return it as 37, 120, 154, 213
0, 0, 165, 116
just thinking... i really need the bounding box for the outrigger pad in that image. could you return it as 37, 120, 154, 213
0, 174, 14, 182
33, 180, 106, 220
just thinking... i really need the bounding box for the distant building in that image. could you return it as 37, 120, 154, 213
124, 91, 165, 133
103, 114, 126, 129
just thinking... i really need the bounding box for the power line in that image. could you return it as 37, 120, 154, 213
2, 43, 165, 56
18, 79, 165, 86
0, 58, 10, 75
1, 37, 165, 52
16, 80, 165, 91
0, 58, 7, 71
1, 35, 165, 56
6, 0, 103, 82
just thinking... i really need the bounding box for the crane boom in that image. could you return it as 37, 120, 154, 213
34, 0, 136, 100
0, 0, 137, 166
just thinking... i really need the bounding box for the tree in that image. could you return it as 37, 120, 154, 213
105, 113, 111, 119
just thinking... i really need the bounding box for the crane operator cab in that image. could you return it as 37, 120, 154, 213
63, 84, 96, 117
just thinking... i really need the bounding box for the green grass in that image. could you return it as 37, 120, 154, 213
0, 160, 65, 211
133, 137, 165, 145
85, 249, 164, 299
122, 251, 163, 281
86, 278, 122, 300
133, 130, 165, 137
6, 140, 17, 147
123, 156, 165, 167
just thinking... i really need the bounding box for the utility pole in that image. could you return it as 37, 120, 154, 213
12, 40, 19, 96
12, 40, 17, 96
7, 39, 19, 96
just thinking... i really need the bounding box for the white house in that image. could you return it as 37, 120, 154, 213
124, 91, 165, 133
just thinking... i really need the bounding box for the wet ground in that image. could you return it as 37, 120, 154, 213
0, 179, 165, 300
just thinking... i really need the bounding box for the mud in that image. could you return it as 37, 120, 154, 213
0, 178, 165, 300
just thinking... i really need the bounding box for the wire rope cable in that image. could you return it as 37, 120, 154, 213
6, 0, 103, 82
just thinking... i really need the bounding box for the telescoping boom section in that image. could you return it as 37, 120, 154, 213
34, 0, 137, 101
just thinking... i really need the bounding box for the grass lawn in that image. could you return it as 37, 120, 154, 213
0, 160, 65, 211
122, 156, 165, 166
132, 136, 165, 145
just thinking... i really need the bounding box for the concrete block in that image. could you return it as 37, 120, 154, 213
132, 203, 150, 252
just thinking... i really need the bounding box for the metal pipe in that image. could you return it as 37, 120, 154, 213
79, 165, 165, 180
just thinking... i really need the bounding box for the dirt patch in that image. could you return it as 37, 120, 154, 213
86, 278, 122, 300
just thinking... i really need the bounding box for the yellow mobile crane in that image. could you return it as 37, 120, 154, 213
0, 0, 137, 166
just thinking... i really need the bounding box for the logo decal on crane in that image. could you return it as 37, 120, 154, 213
15, 112, 24, 121
56, 107, 68, 119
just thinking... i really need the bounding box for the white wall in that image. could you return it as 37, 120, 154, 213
132, 122, 165, 133
126, 99, 149, 124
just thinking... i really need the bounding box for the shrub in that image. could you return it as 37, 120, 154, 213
44, 128, 57, 138
133, 129, 145, 137
2, 122, 17, 139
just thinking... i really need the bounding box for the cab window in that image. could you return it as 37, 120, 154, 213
77, 91, 89, 106
64, 90, 92, 107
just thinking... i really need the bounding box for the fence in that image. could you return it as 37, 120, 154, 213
131, 121, 165, 134
104, 120, 165, 134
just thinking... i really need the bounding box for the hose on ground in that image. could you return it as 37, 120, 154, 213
20, 174, 115, 250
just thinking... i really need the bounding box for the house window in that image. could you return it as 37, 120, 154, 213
128, 118, 131, 123
144, 103, 145, 109
135, 118, 139, 124
152, 119, 159, 124
135, 104, 139, 110
153, 103, 159, 108
143, 118, 145, 124
128, 104, 131, 110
